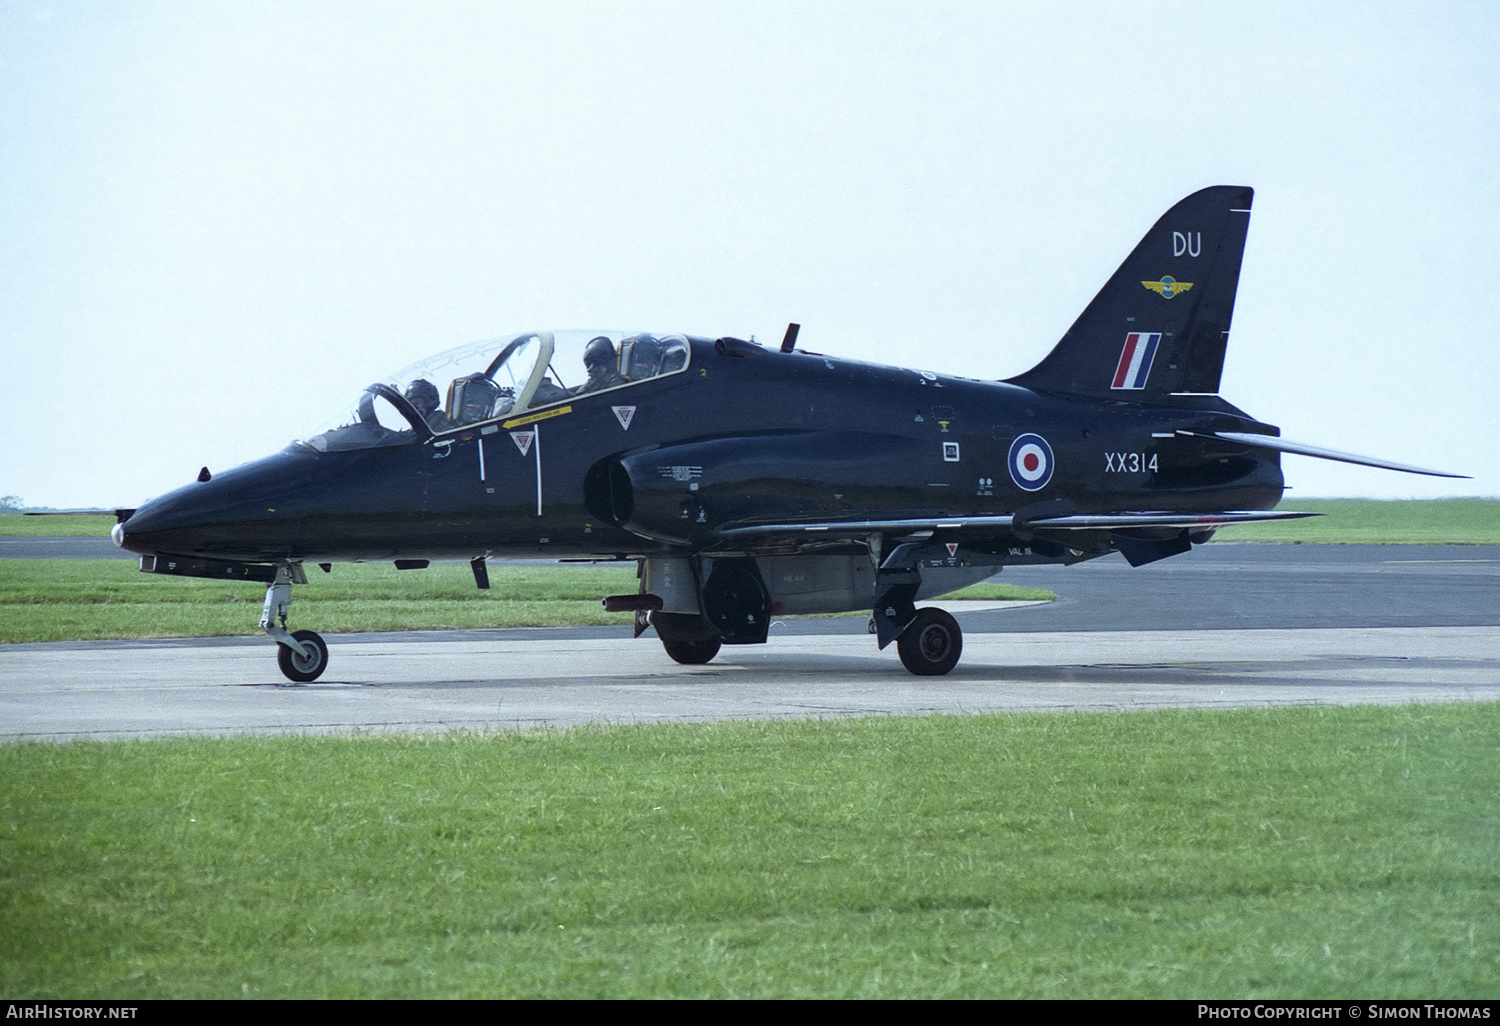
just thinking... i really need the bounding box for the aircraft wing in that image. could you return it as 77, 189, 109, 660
1014, 510, 1319, 529
715, 509, 1316, 541
1198, 431, 1468, 479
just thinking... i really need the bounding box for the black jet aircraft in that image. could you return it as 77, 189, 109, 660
113, 186, 1463, 682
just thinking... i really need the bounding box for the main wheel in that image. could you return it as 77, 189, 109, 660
896, 608, 962, 676
652, 612, 722, 665
276, 629, 329, 683
661, 635, 723, 665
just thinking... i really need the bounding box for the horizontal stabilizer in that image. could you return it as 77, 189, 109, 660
1205, 432, 1469, 479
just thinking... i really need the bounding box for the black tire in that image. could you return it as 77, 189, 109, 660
896, 607, 962, 676
652, 612, 722, 665
276, 630, 329, 683
661, 635, 723, 665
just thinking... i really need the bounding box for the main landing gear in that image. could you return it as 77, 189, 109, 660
651, 605, 961, 675
895, 607, 963, 676
261, 565, 329, 683
650, 611, 723, 665
634, 550, 970, 675
872, 545, 964, 676
867, 605, 964, 675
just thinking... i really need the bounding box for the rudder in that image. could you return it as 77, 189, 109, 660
1007, 186, 1253, 398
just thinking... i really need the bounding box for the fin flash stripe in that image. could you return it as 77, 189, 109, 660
1111, 332, 1161, 390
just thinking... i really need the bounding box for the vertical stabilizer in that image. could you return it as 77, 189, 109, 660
1007, 186, 1253, 398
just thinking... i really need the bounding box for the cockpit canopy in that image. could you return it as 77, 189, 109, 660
300, 330, 692, 453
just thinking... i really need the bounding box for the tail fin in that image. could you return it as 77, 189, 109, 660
1007, 186, 1253, 399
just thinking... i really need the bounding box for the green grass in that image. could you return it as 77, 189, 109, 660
0, 560, 1050, 644
0, 513, 115, 536
0, 560, 638, 643
1211, 499, 1500, 544
940, 582, 1054, 602
1, 704, 1495, 998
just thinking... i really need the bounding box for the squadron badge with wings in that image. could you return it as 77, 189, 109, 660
1141, 276, 1194, 299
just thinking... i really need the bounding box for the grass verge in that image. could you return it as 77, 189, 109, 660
0, 514, 116, 536
1211, 499, 1500, 544
1, 704, 1495, 998
0, 560, 1051, 644
0, 560, 636, 643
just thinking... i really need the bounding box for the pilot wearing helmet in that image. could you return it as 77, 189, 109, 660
403, 379, 451, 432
620, 334, 664, 380
572, 336, 626, 396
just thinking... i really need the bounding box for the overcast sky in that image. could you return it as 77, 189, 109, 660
3, 0, 1496, 508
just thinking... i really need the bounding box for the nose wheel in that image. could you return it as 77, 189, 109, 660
276, 629, 329, 682
261, 565, 329, 682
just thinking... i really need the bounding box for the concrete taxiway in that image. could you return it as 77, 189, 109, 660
4, 623, 1498, 742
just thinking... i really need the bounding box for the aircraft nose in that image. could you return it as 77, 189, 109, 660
112, 448, 319, 560
113, 503, 163, 555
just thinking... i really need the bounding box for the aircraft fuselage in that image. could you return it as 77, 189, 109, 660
117, 337, 1284, 566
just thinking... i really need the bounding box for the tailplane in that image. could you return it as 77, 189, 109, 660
1007, 185, 1253, 399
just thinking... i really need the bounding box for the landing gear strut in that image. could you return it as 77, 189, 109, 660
873, 537, 964, 676
261, 565, 329, 682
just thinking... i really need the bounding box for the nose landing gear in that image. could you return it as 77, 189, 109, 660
261, 565, 329, 682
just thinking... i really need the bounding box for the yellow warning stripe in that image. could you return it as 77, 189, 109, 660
503, 405, 572, 429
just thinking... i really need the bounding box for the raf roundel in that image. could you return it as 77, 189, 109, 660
1008, 433, 1055, 492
